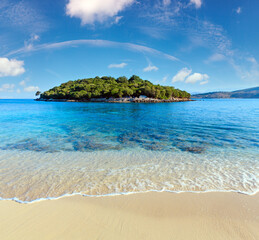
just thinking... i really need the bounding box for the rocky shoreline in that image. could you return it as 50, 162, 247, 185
35, 97, 192, 103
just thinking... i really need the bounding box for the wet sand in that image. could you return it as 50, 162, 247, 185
0, 192, 258, 240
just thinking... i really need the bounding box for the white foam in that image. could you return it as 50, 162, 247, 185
0, 188, 259, 204
0, 148, 258, 203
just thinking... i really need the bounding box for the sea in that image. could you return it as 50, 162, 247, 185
0, 99, 258, 203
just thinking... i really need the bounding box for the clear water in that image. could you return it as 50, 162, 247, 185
0, 99, 258, 202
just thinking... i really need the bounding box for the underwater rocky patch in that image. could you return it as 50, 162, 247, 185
177, 145, 205, 154
0, 138, 56, 153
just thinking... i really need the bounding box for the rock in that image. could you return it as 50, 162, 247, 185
36, 97, 193, 103
178, 146, 205, 154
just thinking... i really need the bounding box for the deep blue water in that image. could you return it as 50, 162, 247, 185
0, 99, 258, 201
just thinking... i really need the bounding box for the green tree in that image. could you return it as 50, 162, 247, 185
35, 91, 41, 96
40, 76, 190, 100
117, 76, 128, 84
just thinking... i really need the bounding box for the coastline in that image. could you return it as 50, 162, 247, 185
35, 97, 193, 103
1, 192, 258, 240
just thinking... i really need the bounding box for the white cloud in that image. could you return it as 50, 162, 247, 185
7, 39, 179, 62
66, 0, 135, 25
0, 58, 25, 77
246, 57, 257, 64
20, 78, 41, 93
190, 0, 202, 8
172, 68, 192, 83
19, 80, 26, 86
138, 26, 168, 40
19, 77, 30, 87
191, 21, 233, 57
0, 83, 15, 92
236, 57, 259, 82
24, 86, 40, 92
162, 75, 168, 82
143, 4, 232, 58
163, 0, 171, 6
186, 73, 209, 83
200, 80, 209, 85
172, 68, 209, 84
142, 1, 181, 25
108, 62, 127, 68
0, 1, 48, 33
143, 64, 158, 72
227, 56, 259, 82
114, 16, 123, 24
24, 34, 40, 51
236, 7, 241, 14
31, 34, 40, 41
206, 53, 226, 63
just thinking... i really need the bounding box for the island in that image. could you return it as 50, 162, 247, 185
192, 86, 259, 99
36, 75, 191, 103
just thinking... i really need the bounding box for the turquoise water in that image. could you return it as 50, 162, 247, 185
0, 99, 258, 202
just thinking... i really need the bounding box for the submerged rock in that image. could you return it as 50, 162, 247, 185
1, 138, 56, 152
72, 137, 114, 151
118, 132, 170, 151
117, 133, 141, 147
142, 143, 166, 151
178, 146, 205, 154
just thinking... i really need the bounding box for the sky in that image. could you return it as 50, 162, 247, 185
0, 0, 259, 98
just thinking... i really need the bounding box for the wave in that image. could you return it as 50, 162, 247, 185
1, 188, 259, 204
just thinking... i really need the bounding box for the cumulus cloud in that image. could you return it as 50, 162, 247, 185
24, 86, 40, 92
172, 68, 192, 83
0, 83, 15, 92
108, 62, 127, 68
143, 64, 158, 72
0, 58, 25, 77
66, 0, 135, 25
19, 78, 40, 93
172, 68, 209, 84
185, 73, 209, 83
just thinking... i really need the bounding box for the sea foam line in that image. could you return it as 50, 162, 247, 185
0, 188, 259, 204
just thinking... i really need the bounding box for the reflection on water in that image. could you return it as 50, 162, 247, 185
0, 99, 258, 201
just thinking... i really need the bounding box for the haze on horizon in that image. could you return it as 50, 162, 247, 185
0, 0, 258, 98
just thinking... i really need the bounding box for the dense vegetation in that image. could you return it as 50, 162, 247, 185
40, 75, 191, 100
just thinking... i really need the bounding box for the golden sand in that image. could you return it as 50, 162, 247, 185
0, 192, 258, 240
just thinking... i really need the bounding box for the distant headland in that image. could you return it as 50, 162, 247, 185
36, 75, 191, 103
192, 86, 259, 99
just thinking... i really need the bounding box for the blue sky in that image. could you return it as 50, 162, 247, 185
0, 0, 258, 98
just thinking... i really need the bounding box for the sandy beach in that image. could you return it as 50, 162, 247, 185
0, 192, 258, 240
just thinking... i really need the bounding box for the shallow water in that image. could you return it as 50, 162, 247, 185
0, 99, 258, 202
